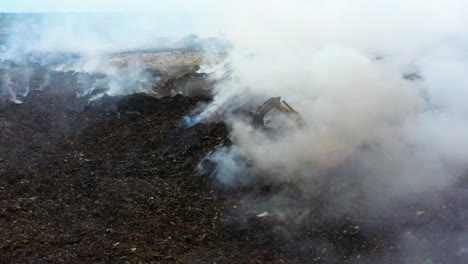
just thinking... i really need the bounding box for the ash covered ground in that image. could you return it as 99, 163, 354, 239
1, 10, 468, 264
0, 56, 466, 264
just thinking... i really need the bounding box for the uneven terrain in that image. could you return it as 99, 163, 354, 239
0, 65, 467, 264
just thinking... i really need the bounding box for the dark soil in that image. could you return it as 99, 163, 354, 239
0, 69, 467, 264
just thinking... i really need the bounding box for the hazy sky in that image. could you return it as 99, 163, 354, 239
1, 0, 221, 13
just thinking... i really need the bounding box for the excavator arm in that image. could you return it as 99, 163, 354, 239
250, 97, 305, 127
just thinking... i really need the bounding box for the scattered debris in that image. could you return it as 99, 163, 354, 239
257, 211, 270, 218
0, 53, 466, 264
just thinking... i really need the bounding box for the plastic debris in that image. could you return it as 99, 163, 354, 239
257, 211, 269, 218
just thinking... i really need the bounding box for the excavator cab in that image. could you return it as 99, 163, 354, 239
250, 97, 305, 128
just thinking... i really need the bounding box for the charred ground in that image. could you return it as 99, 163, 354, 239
0, 67, 467, 264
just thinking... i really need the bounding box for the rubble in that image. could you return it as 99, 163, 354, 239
0, 57, 466, 264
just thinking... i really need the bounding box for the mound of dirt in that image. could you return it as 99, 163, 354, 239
1, 69, 467, 264
0, 73, 291, 263
0, 84, 229, 262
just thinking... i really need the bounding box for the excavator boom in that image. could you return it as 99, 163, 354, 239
250, 97, 305, 127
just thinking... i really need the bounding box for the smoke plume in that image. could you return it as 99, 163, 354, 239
1, 1, 467, 261
197, 1, 468, 261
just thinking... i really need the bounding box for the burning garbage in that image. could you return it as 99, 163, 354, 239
1, 2, 468, 263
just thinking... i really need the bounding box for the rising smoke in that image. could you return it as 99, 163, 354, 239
196, 0, 468, 261
1, 0, 467, 261
0, 12, 220, 102
202, 0, 468, 190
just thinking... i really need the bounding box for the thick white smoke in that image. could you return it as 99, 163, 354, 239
1, 1, 467, 260
195, 3, 468, 260
199, 0, 468, 207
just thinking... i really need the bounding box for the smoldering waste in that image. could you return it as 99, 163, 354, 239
0, 61, 467, 264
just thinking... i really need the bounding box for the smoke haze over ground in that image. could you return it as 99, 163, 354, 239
0, 12, 224, 101
1, 0, 468, 263
196, 1, 468, 262
202, 0, 468, 191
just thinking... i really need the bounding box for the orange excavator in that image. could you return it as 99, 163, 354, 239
250, 96, 305, 128
183, 96, 305, 128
